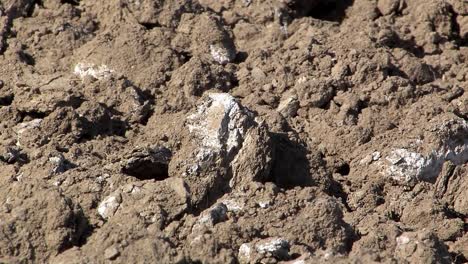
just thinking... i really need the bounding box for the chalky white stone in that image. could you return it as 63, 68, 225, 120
98, 194, 121, 219
210, 45, 234, 65
74, 63, 113, 80
385, 119, 468, 182
186, 93, 252, 175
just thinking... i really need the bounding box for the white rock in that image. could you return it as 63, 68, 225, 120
222, 199, 244, 212
372, 151, 381, 161
74, 63, 113, 80
386, 148, 428, 182
238, 237, 290, 263
186, 93, 252, 175
385, 119, 468, 183
49, 154, 67, 174
197, 203, 228, 226
210, 45, 235, 65
14, 173, 23, 182
48, 156, 63, 165
98, 193, 122, 219
257, 201, 270, 208
188, 94, 244, 151
386, 143, 468, 182
179, 93, 273, 208
396, 235, 411, 246
238, 243, 252, 263
255, 237, 289, 255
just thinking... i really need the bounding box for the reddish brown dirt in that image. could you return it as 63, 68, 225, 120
0, 0, 467, 263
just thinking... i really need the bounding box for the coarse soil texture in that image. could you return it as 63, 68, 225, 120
0, 0, 467, 263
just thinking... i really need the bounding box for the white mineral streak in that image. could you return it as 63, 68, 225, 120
98, 194, 121, 219
74, 63, 114, 80
386, 119, 468, 182
186, 93, 250, 175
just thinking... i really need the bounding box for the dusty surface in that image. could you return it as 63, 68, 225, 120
0, 0, 467, 263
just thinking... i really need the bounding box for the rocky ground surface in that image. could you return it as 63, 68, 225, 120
0, 0, 467, 263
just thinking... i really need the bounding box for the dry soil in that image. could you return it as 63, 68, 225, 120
0, 0, 467, 263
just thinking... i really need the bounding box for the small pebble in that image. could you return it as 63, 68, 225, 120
98, 193, 122, 219
210, 44, 235, 65
372, 151, 381, 161
104, 246, 119, 260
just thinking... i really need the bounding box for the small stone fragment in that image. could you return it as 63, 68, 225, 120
185, 93, 252, 174
255, 237, 289, 257
74, 63, 114, 80
251, 67, 267, 81
386, 148, 427, 182
257, 201, 270, 208
98, 193, 122, 219
385, 118, 468, 183
210, 44, 235, 65
49, 153, 70, 175
197, 203, 228, 226
14, 119, 44, 148
238, 243, 253, 263
171, 92, 273, 209
277, 96, 299, 118
222, 199, 244, 212
238, 237, 290, 263
372, 151, 381, 161
396, 235, 411, 246
104, 246, 119, 260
